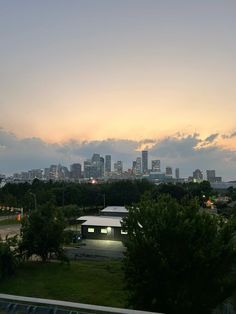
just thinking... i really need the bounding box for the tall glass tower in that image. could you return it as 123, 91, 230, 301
142, 150, 148, 174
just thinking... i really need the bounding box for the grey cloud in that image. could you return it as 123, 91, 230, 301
204, 133, 219, 143
222, 131, 236, 139
150, 134, 201, 159
1, 128, 236, 180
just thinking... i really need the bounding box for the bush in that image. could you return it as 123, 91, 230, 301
0, 236, 18, 280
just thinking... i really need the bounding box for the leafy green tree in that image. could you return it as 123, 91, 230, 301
122, 195, 236, 314
0, 236, 18, 280
226, 186, 236, 201
19, 203, 66, 262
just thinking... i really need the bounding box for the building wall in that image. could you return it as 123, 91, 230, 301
81, 225, 126, 241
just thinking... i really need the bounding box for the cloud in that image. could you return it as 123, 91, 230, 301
222, 131, 236, 139
0, 128, 236, 180
204, 133, 219, 143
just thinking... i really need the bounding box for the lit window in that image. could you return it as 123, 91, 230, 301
88, 228, 94, 233
101, 228, 108, 234
121, 230, 127, 235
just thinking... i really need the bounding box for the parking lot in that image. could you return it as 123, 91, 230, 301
65, 239, 125, 260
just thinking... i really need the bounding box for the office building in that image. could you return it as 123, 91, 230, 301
84, 159, 97, 178
99, 157, 105, 177
70, 163, 82, 179
28, 169, 43, 180
166, 167, 172, 177
114, 161, 123, 174
142, 150, 148, 174
105, 155, 111, 173
152, 160, 161, 172
193, 169, 203, 182
175, 168, 180, 179
134, 157, 142, 175
206, 170, 216, 182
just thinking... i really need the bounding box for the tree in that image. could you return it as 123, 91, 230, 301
122, 195, 236, 314
0, 236, 18, 280
19, 203, 66, 262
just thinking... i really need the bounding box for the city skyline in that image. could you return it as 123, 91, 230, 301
0, 143, 224, 182
1, 128, 236, 179
0, 1, 236, 179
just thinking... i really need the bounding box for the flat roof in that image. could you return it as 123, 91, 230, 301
77, 215, 123, 227
101, 206, 128, 213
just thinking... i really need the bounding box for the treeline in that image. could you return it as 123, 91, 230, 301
0, 179, 214, 212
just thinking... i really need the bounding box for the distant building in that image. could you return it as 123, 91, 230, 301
151, 160, 161, 172
193, 169, 203, 182
48, 165, 58, 180
175, 168, 180, 179
132, 161, 137, 173
21, 172, 29, 181
134, 157, 142, 175
84, 159, 97, 178
28, 169, 43, 180
114, 161, 123, 174
70, 163, 82, 179
105, 155, 111, 173
206, 170, 222, 183
99, 157, 105, 177
92, 154, 101, 178
214, 176, 222, 183
142, 150, 148, 174
206, 170, 216, 182
166, 167, 172, 177
57, 165, 70, 180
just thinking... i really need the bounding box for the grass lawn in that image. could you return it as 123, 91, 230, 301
0, 218, 20, 225
0, 261, 127, 308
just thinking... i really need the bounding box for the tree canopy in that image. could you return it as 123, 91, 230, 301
122, 195, 236, 314
0, 236, 18, 280
0, 180, 213, 212
19, 203, 66, 262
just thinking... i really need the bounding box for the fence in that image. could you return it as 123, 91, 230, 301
0, 294, 163, 314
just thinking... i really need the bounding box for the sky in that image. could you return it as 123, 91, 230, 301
0, 0, 236, 179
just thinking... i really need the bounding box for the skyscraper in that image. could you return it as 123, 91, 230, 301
193, 169, 203, 181
84, 159, 97, 178
99, 157, 104, 177
166, 167, 172, 177
206, 170, 216, 182
152, 160, 161, 172
142, 150, 148, 174
70, 163, 82, 179
134, 157, 142, 175
91, 153, 101, 178
175, 168, 180, 179
114, 161, 123, 174
105, 155, 111, 173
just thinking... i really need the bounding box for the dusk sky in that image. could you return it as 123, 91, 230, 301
0, 1, 236, 179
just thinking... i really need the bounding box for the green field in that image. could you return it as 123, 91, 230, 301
0, 261, 126, 308
0, 218, 20, 225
